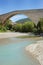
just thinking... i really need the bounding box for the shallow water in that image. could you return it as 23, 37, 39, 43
0, 38, 40, 65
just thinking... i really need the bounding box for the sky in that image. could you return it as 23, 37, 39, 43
0, 0, 43, 22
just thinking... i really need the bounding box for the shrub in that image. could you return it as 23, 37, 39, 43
37, 18, 43, 33
13, 21, 36, 33
14, 23, 23, 32
22, 21, 35, 32
0, 25, 7, 32
6, 24, 12, 30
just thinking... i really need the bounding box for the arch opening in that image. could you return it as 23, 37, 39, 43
10, 14, 28, 22
5, 14, 32, 24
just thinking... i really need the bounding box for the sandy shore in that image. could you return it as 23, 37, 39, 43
25, 40, 43, 65
0, 32, 28, 39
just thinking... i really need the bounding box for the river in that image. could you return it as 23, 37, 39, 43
0, 38, 40, 65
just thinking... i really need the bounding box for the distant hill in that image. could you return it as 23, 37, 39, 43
16, 18, 32, 23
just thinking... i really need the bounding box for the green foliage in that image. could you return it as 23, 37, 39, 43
0, 25, 7, 32
0, 19, 13, 32
33, 28, 37, 33
22, 21, 35, 32
13, 21, 36, 32
37, 18, 43, 33
0, 18, 43, 34
0, 21, 2, 25
6, 24, 12, 30
14, 23, 23, 32
5, 19, 13, 30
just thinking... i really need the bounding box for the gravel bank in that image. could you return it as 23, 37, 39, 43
25, 40, 43, 65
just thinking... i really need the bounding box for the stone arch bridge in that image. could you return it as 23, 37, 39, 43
0, 9, 43, 25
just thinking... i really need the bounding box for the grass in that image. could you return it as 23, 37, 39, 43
17, 35, 41, 38
0, 30, 7, 32
17, 35, 43, 40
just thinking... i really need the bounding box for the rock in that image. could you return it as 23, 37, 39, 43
25, 40, 43, 65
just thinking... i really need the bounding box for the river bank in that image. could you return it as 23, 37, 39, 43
0, 32, 42, 39
0, 32, 28, 39
25, 40, 43, 65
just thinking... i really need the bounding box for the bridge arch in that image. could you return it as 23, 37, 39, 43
0, 9, 43, 25
2, 13, 32, 25
1, 12, 32, 25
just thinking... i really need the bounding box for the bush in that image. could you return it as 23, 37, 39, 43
0, 25, 7, 32
6, 24, 12, 30
37, 18, 43, 33
13, 21, 36, 33
14, 23, 23, 32
5, 19, 13, 30
22, 21, 35, 32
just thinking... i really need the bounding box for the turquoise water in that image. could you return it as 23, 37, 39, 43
0, 38, 40, 65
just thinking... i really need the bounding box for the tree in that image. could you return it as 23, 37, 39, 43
37, 18, 43, 33
0, 25, 7, 32
14, 23, 23, 32
0, 21, 7, 32
0, 21, 3, 26
14, 21, 36, 33
5, 19, 13, 30
22, 21, 35, 32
